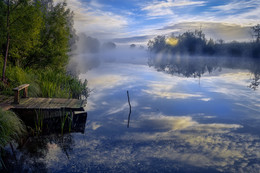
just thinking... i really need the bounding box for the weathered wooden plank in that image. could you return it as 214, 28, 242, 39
6, 97, 14, 104
30, 98, 45, 108
16, 98, 33, 108
67, 99, 81, 108
38, 98, 50, 108
19, 97, 33, 106
0, 95, 85, 113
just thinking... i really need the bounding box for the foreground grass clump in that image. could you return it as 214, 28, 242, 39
0, 108, 26, 168
0, 108, 26, 148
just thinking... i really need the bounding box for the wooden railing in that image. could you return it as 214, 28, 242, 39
12, 84, 29, 104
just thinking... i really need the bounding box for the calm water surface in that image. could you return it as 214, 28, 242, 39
5, 56, 260, 173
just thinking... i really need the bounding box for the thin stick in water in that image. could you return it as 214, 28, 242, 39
127, 90, 131, 128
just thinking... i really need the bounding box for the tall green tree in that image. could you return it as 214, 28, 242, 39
27, 1, 75, 71
1, 0, 76, 81
1, 0, 43, 81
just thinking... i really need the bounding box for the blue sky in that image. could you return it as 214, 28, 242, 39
58, 0, 260, 44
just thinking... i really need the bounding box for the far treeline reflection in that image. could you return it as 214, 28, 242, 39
148, 55, 260, 90
147, 28, 260, 91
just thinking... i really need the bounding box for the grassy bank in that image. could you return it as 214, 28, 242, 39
0, 59, 88, 99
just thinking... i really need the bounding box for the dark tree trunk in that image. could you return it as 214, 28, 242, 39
2, 0, 10, 82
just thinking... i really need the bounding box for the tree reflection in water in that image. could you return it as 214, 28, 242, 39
2, 113, 87, 172
148, 54, 260, 90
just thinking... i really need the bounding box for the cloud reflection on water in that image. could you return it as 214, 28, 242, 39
142, 82, 204, 100
72, 61, 260, 172
41, 113, 259, 173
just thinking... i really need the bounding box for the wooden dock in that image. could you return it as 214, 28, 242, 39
0, 94, 87, 129
1, 84, 87, 134
0, 95, 86, 111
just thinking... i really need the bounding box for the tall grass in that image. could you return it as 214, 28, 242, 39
0, 109, 27, 148
0, 63, 40, 97
0, 58, 88, 99
38, 68, 88, 99
60, 111, 70, 135
0, 108, 26, 168
34, 110, 44, 136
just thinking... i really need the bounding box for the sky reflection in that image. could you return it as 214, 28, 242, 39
7, 58, 260, 173
76, 60, 260, 172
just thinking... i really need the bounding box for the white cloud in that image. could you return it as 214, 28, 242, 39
56, 0, 129, 39
199, 98, 211, 101
158, 22, 253, 41
141, 0, 205, 17
211, 0, 259, 12
207, 0, 260, 25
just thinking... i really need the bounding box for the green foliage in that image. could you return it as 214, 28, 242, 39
0, 62, 88, 99
0, 1, 88, 99
148, 30, 260, 58
38, 69, 88, 99
8, 0, 43, 67
28, 2, 71, 70
0, 59, 40, 96
0, 108, 26, 149
0, 0, 75, 70
0, 108, 26, 169
34, 109, 44, 136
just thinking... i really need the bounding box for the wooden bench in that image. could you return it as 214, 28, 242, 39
13, 84, 30, 104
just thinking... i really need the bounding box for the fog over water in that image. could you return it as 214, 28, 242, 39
67, 33, 148, 76
4, 39, 260, 172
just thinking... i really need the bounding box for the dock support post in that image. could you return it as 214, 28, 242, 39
22, 87, 28, 98
14, 91, 19, 104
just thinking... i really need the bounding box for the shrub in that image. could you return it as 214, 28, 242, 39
0, 108, 26, 168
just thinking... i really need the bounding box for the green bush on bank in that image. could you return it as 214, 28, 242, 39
0, 108, 26, 168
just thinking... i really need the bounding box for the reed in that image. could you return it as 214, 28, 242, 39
37, 68, 88, 99
34, 109, 44, 136
60, 111, 69, 135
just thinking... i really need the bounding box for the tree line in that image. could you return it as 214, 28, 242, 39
148, 25, 260, 58
0, 0, 76, 82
